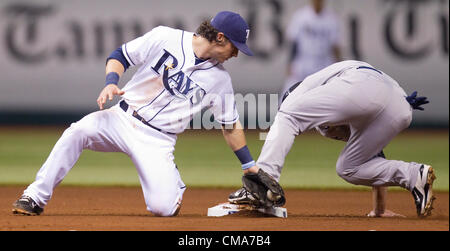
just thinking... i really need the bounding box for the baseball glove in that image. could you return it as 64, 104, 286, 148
242, 169, 286, 208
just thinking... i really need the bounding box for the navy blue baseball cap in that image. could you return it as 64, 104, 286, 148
211, 11, 254, 56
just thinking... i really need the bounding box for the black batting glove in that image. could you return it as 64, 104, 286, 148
406, 91, 429, 111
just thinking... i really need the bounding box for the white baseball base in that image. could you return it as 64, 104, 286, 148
207, 203, 287, 218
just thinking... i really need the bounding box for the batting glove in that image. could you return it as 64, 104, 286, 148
406, 91, 429, 111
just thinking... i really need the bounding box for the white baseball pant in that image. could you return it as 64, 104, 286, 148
23, 104, 186, 216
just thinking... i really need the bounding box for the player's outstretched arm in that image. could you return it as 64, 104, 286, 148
97, 59, 126, 110
367, 186, 405, 218
221, 121, 258, 174
221, 121, 285, 207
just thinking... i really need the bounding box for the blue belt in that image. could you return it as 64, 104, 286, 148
357, 66, 382, 74
120, 100, 176, 135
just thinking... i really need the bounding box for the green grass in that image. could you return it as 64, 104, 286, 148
0, 127, 448, 191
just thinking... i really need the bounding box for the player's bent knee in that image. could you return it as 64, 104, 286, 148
336, 169, 359, 186
335, 159, 357, 184
336, 168, 351, 182
146, 197, 181, 217
148, 204, 179, 217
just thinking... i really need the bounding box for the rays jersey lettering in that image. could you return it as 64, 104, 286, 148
120, 26, 238, 133
151, 49, 205, 103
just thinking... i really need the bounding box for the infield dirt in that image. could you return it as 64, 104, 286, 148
1, 186, 448, 231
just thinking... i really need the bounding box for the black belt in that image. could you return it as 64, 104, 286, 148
357, 66, 382, 74
119, 100, 176, 135
281, 81, 302, 103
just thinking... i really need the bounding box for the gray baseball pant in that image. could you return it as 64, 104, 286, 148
257, 68, 422, 191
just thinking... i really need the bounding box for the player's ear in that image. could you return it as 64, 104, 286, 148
215, 32, 226, 44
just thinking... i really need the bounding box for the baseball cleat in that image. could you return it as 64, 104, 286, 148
172, 200, 182, 216
12, 195, 44, 216
411, 165, 436, 217
228, 187, 256, 205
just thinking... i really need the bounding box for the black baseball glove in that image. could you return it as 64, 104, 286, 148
242, 169, 286, 208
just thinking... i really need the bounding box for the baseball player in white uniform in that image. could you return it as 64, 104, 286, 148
282, 0, 341, 103
230, 60, 435, 217
12, 11, 265, 216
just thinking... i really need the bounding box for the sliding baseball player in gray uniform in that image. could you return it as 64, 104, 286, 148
230, 60, 435, 217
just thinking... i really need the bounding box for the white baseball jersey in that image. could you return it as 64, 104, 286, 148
121, 26, 239, 134
286, 5, 340, 80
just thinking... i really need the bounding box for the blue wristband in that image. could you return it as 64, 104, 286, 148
234, 145, 254, 170
105, 72, 120, 86
241, 160, 256, 170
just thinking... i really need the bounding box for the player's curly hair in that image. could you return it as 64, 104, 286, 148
196, 21, 220, 42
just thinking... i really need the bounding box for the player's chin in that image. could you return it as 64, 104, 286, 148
221, 57, 231, 63
218, 55, 233, 63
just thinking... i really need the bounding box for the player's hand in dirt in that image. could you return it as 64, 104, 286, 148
97, 84, 125, 110
367, 209, 406, 218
